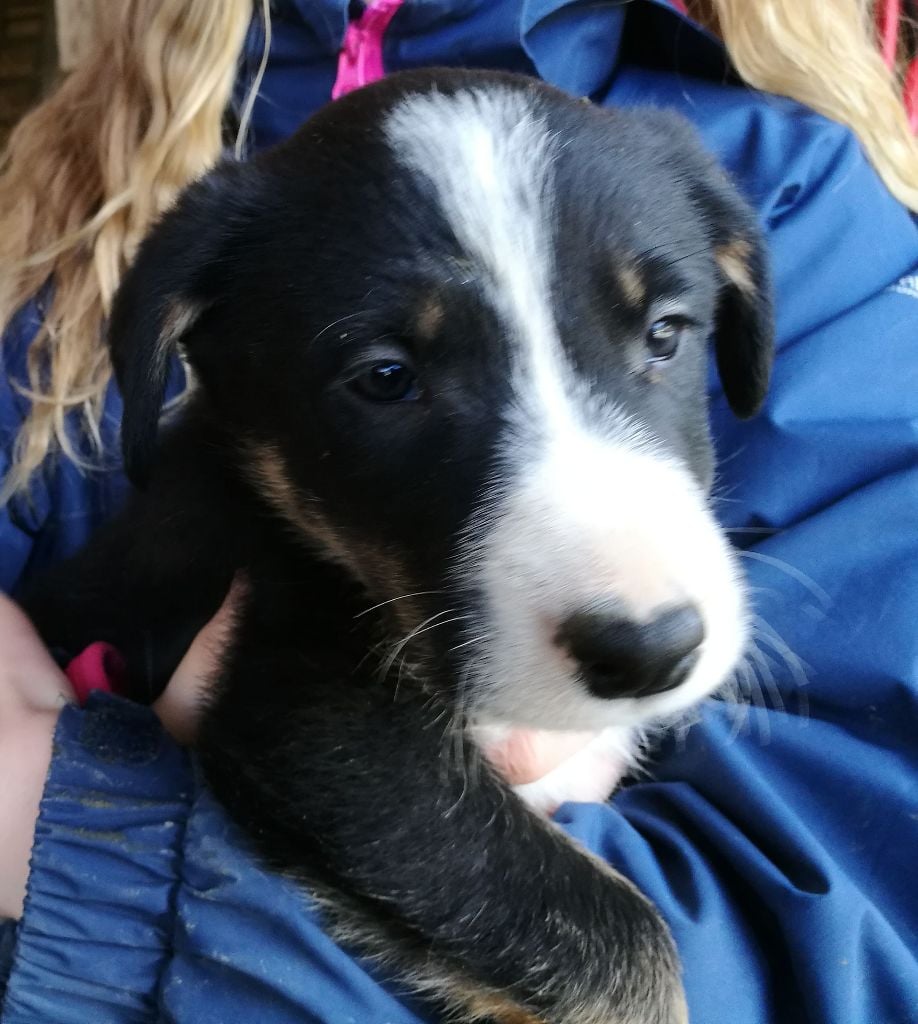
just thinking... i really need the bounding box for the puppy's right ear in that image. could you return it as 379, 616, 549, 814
109, 164, 252, 488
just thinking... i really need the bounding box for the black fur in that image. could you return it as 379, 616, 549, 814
23, 70, 773, 1023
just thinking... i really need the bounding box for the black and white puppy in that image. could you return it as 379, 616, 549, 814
25, 69, 772, 1024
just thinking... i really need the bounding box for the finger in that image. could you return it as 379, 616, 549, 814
153, 578, 244, 743
0, 698, 60, 919
482, 728, 598, 786
0, 593, 75, 714
0, 596, 71, 919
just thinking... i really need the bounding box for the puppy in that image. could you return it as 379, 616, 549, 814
24, 69, 772, 1024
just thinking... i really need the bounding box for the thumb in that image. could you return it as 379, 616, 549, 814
152, 579, 243, 744
0, 593, 74, 713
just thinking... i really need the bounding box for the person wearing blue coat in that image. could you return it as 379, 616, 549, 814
1, 1, 917, 1021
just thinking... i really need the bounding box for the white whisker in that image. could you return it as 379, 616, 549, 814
747, 643, 785, 714
738, 550, 831, 607
381, 611, 467, 678
725, 659, 753, 741
310, 310, 369, 345
745, 661, 771, 745
752, 617, 810, 720
354, 589, 443, 619
449, 632, 491, 653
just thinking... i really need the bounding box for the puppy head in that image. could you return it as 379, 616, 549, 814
110, 69, 772, 731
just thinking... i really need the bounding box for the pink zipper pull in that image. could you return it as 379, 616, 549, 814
332, 0, 405, 100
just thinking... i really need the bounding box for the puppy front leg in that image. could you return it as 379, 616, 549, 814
200, 650, 688, 1024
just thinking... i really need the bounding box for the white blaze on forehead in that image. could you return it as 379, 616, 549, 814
384, 87, 582, 435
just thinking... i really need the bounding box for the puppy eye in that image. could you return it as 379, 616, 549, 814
350, 361, 420, 403
645, 318, 683, 361
645, 318, 687, 362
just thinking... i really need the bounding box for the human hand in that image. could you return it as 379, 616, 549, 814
479, 727, 599, 784
0, 593, 74, 918
476, 725, 626, 813
0, 587, 237, 918
149, 580, 241, 744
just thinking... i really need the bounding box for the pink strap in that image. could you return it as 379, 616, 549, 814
64, 642, 126, 705
332, 0, 405, 100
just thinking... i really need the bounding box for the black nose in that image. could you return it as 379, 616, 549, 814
557, 603, 705, 700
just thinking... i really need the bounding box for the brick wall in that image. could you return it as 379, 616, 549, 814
0, 0, 56, 147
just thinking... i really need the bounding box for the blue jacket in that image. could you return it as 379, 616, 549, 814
2, 1, 917, 1021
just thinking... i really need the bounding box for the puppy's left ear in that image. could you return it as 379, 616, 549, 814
694, 173, 775, 419
109, 163, 256, 487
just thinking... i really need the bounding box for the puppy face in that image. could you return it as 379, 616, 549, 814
111, 70, 772, 733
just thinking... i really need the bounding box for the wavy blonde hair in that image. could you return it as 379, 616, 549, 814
691, 0, 918, 210
1, 0, 916, 502
0, 0, 255, 502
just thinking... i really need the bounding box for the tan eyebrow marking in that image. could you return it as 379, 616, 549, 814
617, 260, 647, 308
415, 294, 445, 341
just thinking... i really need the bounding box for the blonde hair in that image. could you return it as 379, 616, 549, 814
0, 0, 254, 502
1, 0, 916, 502
692, 0, 918, 211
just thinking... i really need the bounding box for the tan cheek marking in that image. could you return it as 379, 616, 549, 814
716, 238, 756, 296
617, 261, 647, 308
355, 544, 418, 637
241, 440, 369, 585
240, 441, 416, 632
461, 991, 545, 1024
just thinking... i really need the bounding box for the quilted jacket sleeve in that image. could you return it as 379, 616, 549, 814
0, 694, 432, 1024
